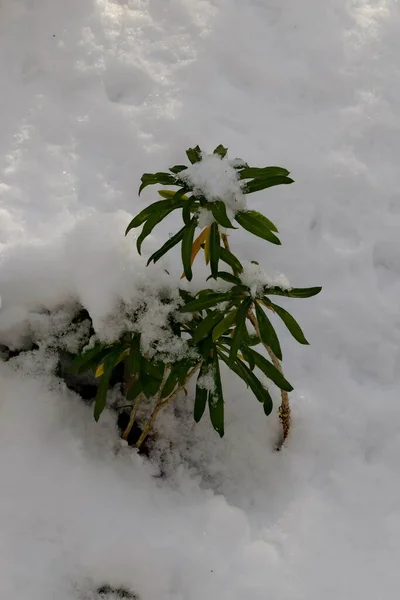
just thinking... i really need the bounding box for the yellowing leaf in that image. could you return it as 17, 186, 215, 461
180, 227, 210, 279
95, 363, 104, 378
259, 299, 275, 312
95, 349, 129, 378
158, 189, 189, 200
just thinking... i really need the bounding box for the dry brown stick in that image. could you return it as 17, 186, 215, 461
221, 233, 290, 444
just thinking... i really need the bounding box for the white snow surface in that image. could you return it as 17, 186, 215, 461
1, 0, 400, 599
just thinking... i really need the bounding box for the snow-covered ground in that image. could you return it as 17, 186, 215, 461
1, 0, 400, 598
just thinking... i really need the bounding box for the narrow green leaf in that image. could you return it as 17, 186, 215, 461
169, 165, 188, 174
147, 226, 186, 266
207, 271, 241, 285
263, 398, 273, 416
93, 350, 119, 421
141, 371, 162, 399
126, 196, 184, 235
241, 347, 293, 391
242, 175, 294, 195
139, 172, 177, 195
229, 298, 252, 364
208, 356, 224, 437
209, 201, 236, 229
267, 301, 309, 345
194, 361, 210, 422
212, 310, 237, 341
262, 286, 322, 299
141, 358, 165, 381
181, 292, 231, 313
94, 370, 111, 421
186, 146, 202, 164
194, 384, 208, 423
220, 246, 243, 274
254, 302, 282, 360
192, 310, 224, 343
235, 210, 281, 243
126, 377, 142, 401
126, 337, 141, 376
238, 166, 290, 180
182, 218, 197, 281
209, 222, 220, 278
218, 351, 272, 407
69, 345, 109, 375
213, 144, 228, 158
136, 210, 171, 254
160, 369, 179, 399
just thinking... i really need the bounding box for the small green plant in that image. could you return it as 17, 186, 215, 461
71, 145, 321, 448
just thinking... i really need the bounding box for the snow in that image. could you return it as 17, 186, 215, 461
1, 0, 400, 599
240, 261, 292, 298
178, 152, 246, 212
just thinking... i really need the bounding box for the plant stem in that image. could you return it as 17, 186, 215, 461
122, 393, 142, 441
134, 364, 200, 450
247, 312, 290, 444
221, 233, 290, 444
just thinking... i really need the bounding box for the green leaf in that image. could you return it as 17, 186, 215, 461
180, 292, 232, 313
266, 301, 309, 345
126, 377, 143, 401
229, 298, 252, 364
192, 310, 224, 343
263, 399, 273, 416
139, 172, 177, 195
93, 350, 119, 421
235, 210, 281, 243
141, 371, 162, 399
141, 357, 165, 381
238, 166, 290, 180
94, 369, 111, 421
194, 384, 208, 423
220, 246, 243, 274
209, 201, 236, 228
178, 289, 195, 304
229, 284, 250, 298
208, 356, 224, 437
194, 361, 210, 422
147, 226, 186, 266
160, 368, 179, 399
241, 347, 293, 391
262, 286, 322, 299
213, 144, 228, 158
186, 146, 202, 164
126, 337, 141, 376
209, 222, 220, 278
212, 310, 237, 341
136, 210, 170, 255
169, 165, 188, 174
219, 351, 272, 409
182, 217, 197, 281
242, 175, 294, 195
254, 302, 282, 360
69, 345, 109, 375
207, 271, 241, 285
125, 195, 184, 235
